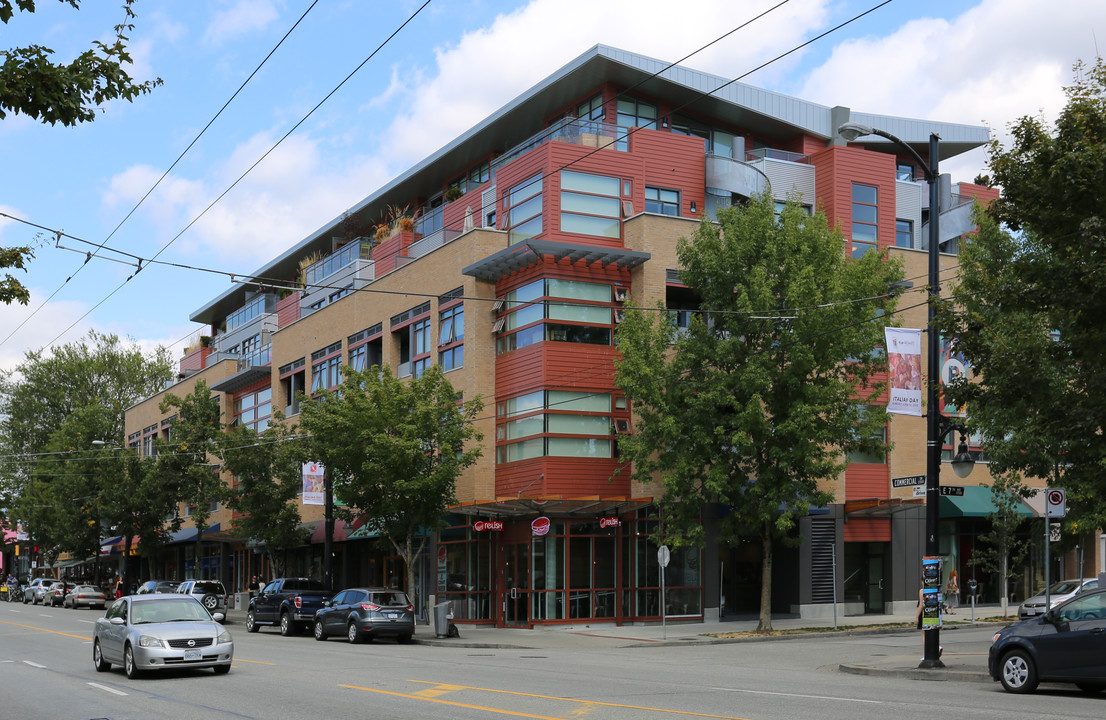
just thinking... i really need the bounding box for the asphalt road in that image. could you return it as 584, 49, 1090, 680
2, 602, 1104, 720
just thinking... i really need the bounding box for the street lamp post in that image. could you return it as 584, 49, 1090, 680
838, 122, 975, 669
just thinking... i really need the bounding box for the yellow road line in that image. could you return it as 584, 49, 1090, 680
0, 618, 91, 641
340, 684, 566, 720
406, 680, 754, 720
232, 657, 275, 665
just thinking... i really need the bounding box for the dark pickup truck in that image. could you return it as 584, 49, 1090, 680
246, 578, 332, 636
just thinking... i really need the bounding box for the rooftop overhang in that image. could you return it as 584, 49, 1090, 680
844, 497, 924, 517
190, 44, 990, 325
451, 496, 653, 519
209, 365, 271, 394
462, 239, 650, 283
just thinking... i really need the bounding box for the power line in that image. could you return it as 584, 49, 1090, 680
0, 1, 323, 350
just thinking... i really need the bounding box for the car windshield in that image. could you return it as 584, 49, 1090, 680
1049, 581, 1082, 595
76, 586, 99, 593
131, 599, 212, 624
370, 591, 411, 606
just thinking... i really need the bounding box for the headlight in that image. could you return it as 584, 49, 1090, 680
217, 629, 232, 644
138, 635, 164, 648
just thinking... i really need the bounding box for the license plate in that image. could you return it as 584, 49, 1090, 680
183, 649, 202, 661
387, 613, 398, 619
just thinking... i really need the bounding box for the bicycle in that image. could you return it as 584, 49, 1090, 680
5, 585, 23, 603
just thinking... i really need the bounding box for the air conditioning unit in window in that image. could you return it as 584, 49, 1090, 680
492, 298, 505, 311
614, 309, 625, 324
613, 287, 628, 303
492, 318, 505, 333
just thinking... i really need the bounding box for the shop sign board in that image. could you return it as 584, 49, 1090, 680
531, 516, 551, 536
599, 517, 620, 529
473, 520, 504, 532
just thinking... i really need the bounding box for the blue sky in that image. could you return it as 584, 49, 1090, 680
1, 0, 1102, 372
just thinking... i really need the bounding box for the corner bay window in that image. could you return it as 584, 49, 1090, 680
496, 390, 615, 463
496, 278, 612, 354
507, 175, 542, 245
561, 170, 620, 238
234, 388, 272, 432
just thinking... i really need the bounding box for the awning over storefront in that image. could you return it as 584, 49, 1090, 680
939, 486, 1035, 518
309, 515, 374, 543
845, 497, 924, 517
100, 536, 140, 555
450, 496, 653, 518
167, 526, 199, 544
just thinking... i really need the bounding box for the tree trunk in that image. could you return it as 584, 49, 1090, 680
757, 521, 774, 633
1000, 548, 1009, 617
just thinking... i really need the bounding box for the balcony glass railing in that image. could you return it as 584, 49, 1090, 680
304, 240, 373, 287
491, 118, 627, 175
238, 345, 271, 370
226, 294, 276, 332
744, 148, 811, 165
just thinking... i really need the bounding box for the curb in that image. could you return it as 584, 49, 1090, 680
839, 663, 992, 683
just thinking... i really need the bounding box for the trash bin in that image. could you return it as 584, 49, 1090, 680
433, 601, 452, 638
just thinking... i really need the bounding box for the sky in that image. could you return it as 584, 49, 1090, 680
1, 0, 1103, 373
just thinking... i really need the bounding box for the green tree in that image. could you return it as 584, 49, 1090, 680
615, 193, 904, 632
298, 365, 483, 603
969, 472, 1032, 618
158, 380, 225, 572
939, 58, 1106, 530
220, 417, 309, 579
0, 330, 171, 557
1, 0, 162, 126
1, 244, 32, 305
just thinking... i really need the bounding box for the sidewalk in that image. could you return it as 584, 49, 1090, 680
222, 602, 1006, 683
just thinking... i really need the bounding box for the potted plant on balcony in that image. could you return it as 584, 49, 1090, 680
444, 186, 464, 203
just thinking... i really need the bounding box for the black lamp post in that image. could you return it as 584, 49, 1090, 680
838, 122, 976, 668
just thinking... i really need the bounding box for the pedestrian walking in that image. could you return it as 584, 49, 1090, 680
945, 569, 960, 614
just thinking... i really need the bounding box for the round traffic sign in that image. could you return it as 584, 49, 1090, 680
1047, 489, 1065, 506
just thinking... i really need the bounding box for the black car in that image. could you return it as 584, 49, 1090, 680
313, 587, 415, 644
989, 586, 1106, 693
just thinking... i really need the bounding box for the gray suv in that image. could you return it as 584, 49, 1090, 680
177, 579, 229, 613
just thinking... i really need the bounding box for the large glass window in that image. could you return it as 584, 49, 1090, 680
310, 342, 342, 393
438, 303, 464, 372
497, 278, 613, 355
896, 219, 913, 248
615, 98, 656, 150
846, 405, 887, 464
851, 184, 878, 258
508, 175, 543, 245
561, 170, 621, 239
496, 391, 614, 464
234, 388, 272, 432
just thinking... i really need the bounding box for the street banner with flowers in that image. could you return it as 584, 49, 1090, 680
885, 327, 922, 416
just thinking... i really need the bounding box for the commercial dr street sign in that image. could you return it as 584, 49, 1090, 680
891, 475, 927, 488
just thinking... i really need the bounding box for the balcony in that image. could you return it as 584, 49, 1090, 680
407, 228, 463, 259
491, 118, 626, 176
303, 239, 373, 286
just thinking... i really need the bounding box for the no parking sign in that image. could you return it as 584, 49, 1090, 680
1045, 488, 1067, 518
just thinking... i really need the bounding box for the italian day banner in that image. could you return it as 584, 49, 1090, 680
885, 327, 922, 416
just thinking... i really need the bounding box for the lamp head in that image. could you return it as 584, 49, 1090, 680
838, 121, 875, 142
950, 437, 976, 479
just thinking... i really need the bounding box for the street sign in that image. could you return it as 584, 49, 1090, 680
1045, 488, 1067, 518
892, 474, 926, 488
939, 486, 965, 497
913, 486, 926, 498
657, 545, 671, 568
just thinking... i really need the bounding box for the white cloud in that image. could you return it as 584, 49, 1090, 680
794, 0, 1106, 180
0, 290, 91, 373
375, 0, 831, 167
203, 0, 282, 45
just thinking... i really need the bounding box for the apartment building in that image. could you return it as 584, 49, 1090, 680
125, 44, 1095, 625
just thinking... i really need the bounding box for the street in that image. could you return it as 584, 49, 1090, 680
2, 603, 1103, 719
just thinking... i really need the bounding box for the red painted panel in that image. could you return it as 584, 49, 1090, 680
844, 517, 890, 542
845, 463, 890, 501
180, 347, 211, 373
276, 293, 300, 328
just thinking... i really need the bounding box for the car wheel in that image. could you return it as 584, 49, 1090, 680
280, 612, 297, 636
314, 619, 328, 641
999, 649, 1039, 693
93, 640, 111, 672
398, 633, 414, 644
124, 645, 141, 679
202, 594, 219, 611
213, 663, 231, 675
246, 610, 259, 633
347, 621, 362, 644
1076, 682, 1106, 694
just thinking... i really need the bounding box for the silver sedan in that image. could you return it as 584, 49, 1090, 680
93, 594, 233, 678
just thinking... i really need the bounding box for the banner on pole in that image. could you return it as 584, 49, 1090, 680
885, 327, 922, 416
302, 462, 325, 505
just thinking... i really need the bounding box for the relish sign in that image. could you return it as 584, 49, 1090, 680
599, 517, 620, 529
473, 520, 504, 532
531, 516, 551, 536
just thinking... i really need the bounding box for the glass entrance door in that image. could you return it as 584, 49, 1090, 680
502, 542, 529, 626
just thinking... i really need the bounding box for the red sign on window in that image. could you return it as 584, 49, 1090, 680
473, 520, 504, 532
531, 516, 551, 536
599, 517, 620, 529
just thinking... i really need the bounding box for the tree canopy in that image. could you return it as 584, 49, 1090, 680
298, 365, 483, 601
614, 192, 905, 632
939, 58, 1106, 532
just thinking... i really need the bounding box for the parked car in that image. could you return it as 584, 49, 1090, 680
25, 578, 54, 605
246, 578, 332, 636
313, 587, 415, 644
1018, 578, 1099, 618
93, 594, 232, 678
63, 584, 108, 610
990, 586, 1106, 693
46, 581, 77, 607
177, 580, 229, 613
135, 580, 180, 595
